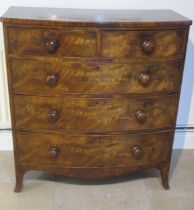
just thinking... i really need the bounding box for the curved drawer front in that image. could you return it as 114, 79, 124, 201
102, 30, 186, 58
14, 95, 178, 132
7, 27, 97, 57
16, 130, 173, 167
11, 59, 182, 94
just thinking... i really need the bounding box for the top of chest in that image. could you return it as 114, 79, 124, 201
1, 7, 192, 29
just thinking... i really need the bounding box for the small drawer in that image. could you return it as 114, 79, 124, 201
10, 59, 182, 94
102, 30, 186, 58
7, 27, 97, 57
16, 130, 173, 168
13, 95, 178, 132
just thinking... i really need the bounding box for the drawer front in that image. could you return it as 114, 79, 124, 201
11, 59, 182, 94
16, 130, 173, 167
14, 95, 178, 132
102, 30, 186, 58
7, 27, 97, 57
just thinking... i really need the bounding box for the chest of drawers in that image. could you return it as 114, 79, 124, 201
1, 7, 192, 192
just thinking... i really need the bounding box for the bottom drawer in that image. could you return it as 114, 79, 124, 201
16, 130, 173, 168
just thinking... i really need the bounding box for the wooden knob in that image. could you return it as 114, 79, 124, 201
136, 110, 146, 123
46, 73, 58, 86
48, 109, 59, 122
139, 73, 151, 86
48, 147, 59, 158
132, 146, 142, 160
142, 40, 155, 55
45, 39, 58, 53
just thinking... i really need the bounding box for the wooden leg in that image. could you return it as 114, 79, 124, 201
159, 162, 170, 190
14, 165, 25, 193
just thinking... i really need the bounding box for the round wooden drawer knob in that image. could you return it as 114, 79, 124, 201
48, 109, 59, 122
48, 147, 59, 158
46, 73, 58, 86
136, 110, 146, 123
45, 39, 58, 53
142, 40, 155, 55
132, 146, 143, 160
139, 73, 151, 86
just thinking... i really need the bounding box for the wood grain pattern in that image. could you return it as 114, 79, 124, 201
1, 7, 192, 28
7, 27, 97, 57
10, 59, 182, 94
102, 30, 186, 58
1, 7, 191, 191
13, 95, 178, 132
16, 130, 173, 168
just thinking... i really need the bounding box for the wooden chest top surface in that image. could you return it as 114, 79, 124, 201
1, 6, 192, 28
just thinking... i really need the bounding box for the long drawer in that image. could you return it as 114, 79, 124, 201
102, 30, 186, 58
16, 130, 173, 167
10, 59, 182, 94
7, 27, 97, 57
13, 95, 178, 132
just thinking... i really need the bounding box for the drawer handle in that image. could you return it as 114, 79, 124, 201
48, 109, 59, 122
135, 110, 146, 123
45, 39, 58, 53
142, 40, 155, 55
132, 146, 143, 160
48, 147, 59, 158
46, 73, 58, 86
139, 73, 151, 86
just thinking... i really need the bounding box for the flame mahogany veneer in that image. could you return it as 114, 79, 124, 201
1, 7, 192, 192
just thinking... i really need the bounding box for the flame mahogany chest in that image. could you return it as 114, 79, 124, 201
1, 7, 192, 192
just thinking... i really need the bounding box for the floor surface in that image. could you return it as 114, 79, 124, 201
0, 150, 194, 210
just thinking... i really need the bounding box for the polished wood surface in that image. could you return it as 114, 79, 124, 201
1, 7, 191, 192
16, 130, 172, 167
14, 95, 178, 132
10, 59, 182, 94
7, 27, 97, 57
1, 7, 192, 28
7, 27, 186, 59
102, 30, 186, 58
